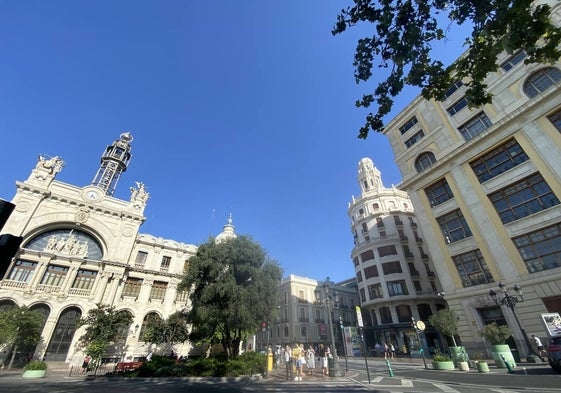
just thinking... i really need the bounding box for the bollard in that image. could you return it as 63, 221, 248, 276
500, 354, 514, 374
385, 358, 394, 377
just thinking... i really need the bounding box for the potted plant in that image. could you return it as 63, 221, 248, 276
428, 308, 467, 367
456, 347, 470, 371
431, 351, 455, 370
479, 322, 515, 369
22, 360, 47, 378
472, 352, 489, 373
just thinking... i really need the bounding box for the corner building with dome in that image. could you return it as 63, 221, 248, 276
0, 133, 228, 366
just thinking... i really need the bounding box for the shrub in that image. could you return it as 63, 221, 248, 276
432, 352, 453, 362
479, 322, 512, 345
24, 360, 47, 371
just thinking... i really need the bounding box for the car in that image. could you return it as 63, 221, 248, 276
547, 335, 561, 373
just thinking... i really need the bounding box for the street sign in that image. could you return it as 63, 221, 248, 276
356, 306, 364, 328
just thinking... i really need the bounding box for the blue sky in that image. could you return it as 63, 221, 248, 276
0, 1, 468, 283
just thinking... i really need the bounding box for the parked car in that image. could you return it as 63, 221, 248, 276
547, 335, 561, 373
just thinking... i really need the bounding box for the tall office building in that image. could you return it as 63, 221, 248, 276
382, 3, 561, 358
348, 158, 445, 355
0, 133, 236, 367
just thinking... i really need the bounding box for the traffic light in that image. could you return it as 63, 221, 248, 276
261, 322, 267, 332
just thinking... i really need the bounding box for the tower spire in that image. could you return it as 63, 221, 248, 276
358, 157, 383, 194
91, 132, 133, 196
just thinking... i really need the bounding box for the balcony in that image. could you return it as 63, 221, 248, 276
36, 284, 61, 294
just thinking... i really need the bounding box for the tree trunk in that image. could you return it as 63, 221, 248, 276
7, 345, 17, 370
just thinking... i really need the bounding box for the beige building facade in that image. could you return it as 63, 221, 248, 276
382, 4, 561, 359
348, 158, 445, 355
263, 274, 360, 357
0, 133, 204, 366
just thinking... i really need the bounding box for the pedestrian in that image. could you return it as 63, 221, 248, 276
81, 354, 91, 372
319, 343, 328, 376
284, 345, 293, 380
390, 343, 396, 359
532, 335, 545, 360
384, 342, 390, 359
306, 345, 316, 375
295, 343, 306, 380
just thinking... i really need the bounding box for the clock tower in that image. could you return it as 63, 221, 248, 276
91, 132, 133, 196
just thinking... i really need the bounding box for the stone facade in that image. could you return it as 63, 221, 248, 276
348, 158, 445, 355
382, 4, 561, 359
0, 134, 199, 366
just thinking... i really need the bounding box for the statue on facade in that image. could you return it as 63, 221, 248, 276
130, 181, 150, 205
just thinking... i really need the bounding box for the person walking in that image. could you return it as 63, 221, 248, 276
306, 345, 316, 375
284, 345, 293, 380
532, 335, 545, 360
319, 343, 328, 376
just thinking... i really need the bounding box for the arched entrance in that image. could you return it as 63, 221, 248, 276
46, 307, 82, 361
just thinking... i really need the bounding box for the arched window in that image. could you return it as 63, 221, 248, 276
415, 152, 436, 173
139, 312, 161, 341
523, 67, 561, 98
372, 203, 380, 210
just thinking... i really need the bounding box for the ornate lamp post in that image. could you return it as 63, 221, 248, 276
315, 277, 344, 377
489, 282, 540, 362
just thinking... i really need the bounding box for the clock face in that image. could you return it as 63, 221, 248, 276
84, 190, 100, 201
416, 321, 426, 331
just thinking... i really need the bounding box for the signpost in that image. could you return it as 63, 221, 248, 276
356, 306, 371, 383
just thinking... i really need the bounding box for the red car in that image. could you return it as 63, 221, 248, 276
547, 336, 561, 373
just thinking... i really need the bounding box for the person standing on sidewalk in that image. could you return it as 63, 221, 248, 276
532, 335, 545, 360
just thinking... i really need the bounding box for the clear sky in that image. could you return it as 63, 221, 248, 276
0, 1, 468, 283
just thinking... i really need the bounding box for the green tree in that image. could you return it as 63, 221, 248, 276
428, 308, 460, 347
333, 0, 561, 138
77, 304, 133, 368
0, 306, 44, 369
142, 311, 190, 356
178, 236, 282, 359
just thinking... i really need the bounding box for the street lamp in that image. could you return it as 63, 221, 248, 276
315, 277, 344, 377
338, 315, 348, 372
489, 282, 540, 362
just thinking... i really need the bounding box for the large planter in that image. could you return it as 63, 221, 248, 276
22, 370, 47, 378
432, 361, 455, 370
476, 361, 490, 373
449, 346, 468, 367
491, 344, 516, 369
458, 361, 470, 371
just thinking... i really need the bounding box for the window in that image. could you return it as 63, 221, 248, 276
376, 217, 384, 227
353, 257, 359, 267
364, 265, 379, 279
360, 250, 375, 262
453, 249, 495, 288
71, 269, 97, 290
382, 261, 402, 275
356, 271, 363, 282
368, 283, 383, 299
408, 262, 420, 276
8, 260, 37, 283
443, 80, 463, 99
175, 290, 188, 302
413, 280, 422, 292
372, 203, 380, 210
489, 173, 559, 224
523, 67, 561, 98
360, 288, 366, 302
547, 108, 561, 132
447, 96, 468, 115
396, 305, 412, 323
399, 116, 418, 134
150, 281, 167, 301
500, 50, 527, 71
378, 245, 397, 257
437, 209, 472, 243
415, 152, 437, 173
380, 307, 392, 324
459, 112, 492, 141
425, 178, 454, 207
405, 130, 425, 148
470, 139, 529, 183
41, 265, 68, 287
513, 223, 561, 273
387, 280, 408, 296
135, 251, 148, 268
183, 259, 190, 272
160, 256, 171, 271
123, 277, 143, 297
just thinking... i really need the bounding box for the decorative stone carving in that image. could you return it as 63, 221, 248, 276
44, 233, 89, 257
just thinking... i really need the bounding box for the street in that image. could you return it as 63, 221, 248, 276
0, 357, 559, 393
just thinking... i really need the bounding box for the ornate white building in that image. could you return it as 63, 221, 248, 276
0, 133, 232, 366
381, 1, 561, 359
348, 158, 445, 355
